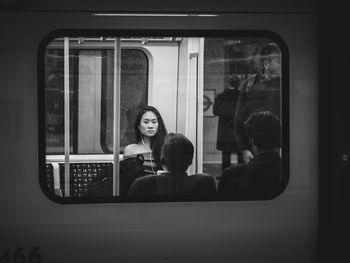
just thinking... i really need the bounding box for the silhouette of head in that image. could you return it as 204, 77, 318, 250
244, 111, 281, 152
161, 133, 194, 174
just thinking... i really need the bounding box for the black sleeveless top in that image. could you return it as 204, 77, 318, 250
125, 152, 158, 175
140, 152, 158, 175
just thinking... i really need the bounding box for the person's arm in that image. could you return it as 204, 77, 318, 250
234, 88, 249, 152
234, 84, 253, 164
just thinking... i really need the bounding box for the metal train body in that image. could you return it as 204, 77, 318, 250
0, 1, 322, 262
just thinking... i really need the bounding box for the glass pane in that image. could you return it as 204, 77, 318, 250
45, 46, 148, 155
102, 49, 148, 153
203, 37, 282, 199
41, 34, 285, 201
45, 48, 78, 154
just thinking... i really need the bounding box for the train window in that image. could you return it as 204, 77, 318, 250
45, 45, 148, 154
102, 49, 148, 154
39, 31, 288, 203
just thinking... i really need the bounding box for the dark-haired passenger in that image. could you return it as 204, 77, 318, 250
128, 133, 216, 196
218, 111, 283, 198
123, 105, 168, 175
88, 106, 168, 196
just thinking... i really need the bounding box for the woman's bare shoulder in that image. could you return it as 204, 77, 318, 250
123, 144, 142, 157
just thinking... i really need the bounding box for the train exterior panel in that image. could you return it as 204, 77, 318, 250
0, 8, 319, 263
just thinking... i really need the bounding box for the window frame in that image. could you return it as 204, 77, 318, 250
38, 29, 289, 204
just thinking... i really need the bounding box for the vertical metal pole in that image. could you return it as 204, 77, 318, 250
189, 52, 199, 174
64, 37, 70, 197
113, 38, 121, 196
197, 38, 205, 174
195, 57, 199, 173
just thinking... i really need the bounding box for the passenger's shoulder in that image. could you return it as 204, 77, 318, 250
123, 144, 139, 157
240, 74, 257, 92
135, 174, 158, 183
191, 173, 216, 193
128, 174, 157, 196
221, 164, 246, 178
191, 173, 214, 180
132, 175, 159, 191
193, 173, 211, 177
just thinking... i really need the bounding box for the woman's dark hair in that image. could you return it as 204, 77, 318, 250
134, 106, 168, 169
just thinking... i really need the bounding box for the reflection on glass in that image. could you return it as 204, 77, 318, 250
103, 49, 148, 153
203, 38, 281, 195
45, 45, 148, 155
45, 48, 77, 154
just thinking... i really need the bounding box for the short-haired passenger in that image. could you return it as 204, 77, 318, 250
128, 133, 216, 196
218, 111, 282, 198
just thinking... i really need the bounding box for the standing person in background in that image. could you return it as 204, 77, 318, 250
234, 42, 281, 164
213, 74, 243, 169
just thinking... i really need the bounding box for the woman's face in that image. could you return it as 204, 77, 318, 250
139, 111, 159, 138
